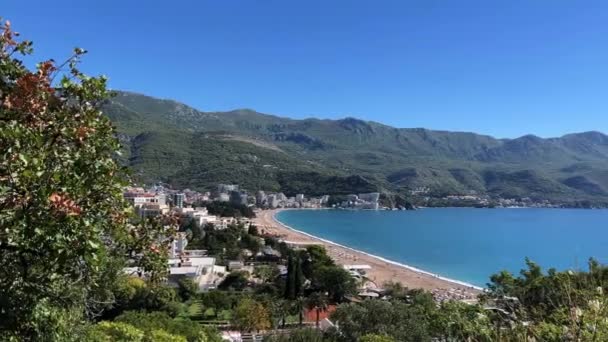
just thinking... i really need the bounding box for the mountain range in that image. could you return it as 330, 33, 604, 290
103, 91, 608, 206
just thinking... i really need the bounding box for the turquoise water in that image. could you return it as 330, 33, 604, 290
276, 208, 608, 287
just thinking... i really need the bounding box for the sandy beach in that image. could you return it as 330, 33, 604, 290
254, 209, 481, 300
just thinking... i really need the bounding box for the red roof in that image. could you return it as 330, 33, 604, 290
303, 305, 336, 322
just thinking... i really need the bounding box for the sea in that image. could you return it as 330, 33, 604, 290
275, 208, 608, 287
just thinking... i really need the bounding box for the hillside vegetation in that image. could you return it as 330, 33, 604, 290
105, 91, 608, 204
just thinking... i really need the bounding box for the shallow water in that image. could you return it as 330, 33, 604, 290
276, 208, 608, 286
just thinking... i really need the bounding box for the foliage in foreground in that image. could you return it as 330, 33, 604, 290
0, 20, 174, 340
321, 259, 608, 342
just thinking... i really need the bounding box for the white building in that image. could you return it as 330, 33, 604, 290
124, 192, 162, 207
267, 194, 279, 209
175, 207, 218, 228
171, 232, 189, 258
168, 256, 226, 291
136, 203, 170, 218
124, 191, 171, 218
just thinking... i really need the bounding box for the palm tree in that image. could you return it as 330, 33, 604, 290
271, 299, 291, 329
306, 292, 329, 328
292, 296, 306, 326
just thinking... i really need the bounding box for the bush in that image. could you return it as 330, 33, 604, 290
87, 322, 145, 342
177, 277, 199, 301
264, 329, 326, 342
114, 311, 222, 342
218, 271, 250, 291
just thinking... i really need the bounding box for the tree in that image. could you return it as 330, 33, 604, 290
200, 291, 233, 318
263, 328, 326, 342
218, 271, 250, 291
313, 266, 356, 302
254, 265, 279, 283
301, 246, 334, 279
87, 321, 145, 342
292, 296, 306, 326
239, 232, 261, 255
329, 300, 433, 342
248, 224, 259, 236
177, 277, 199, 301
114, 311, 222, 342
284, 255, 296, 299
284, 254, 304, 300
359, 334, 395, 342
305, 292, 329, 328
147, 330, 188, 342
233, 298, 272, 332
269, 299, 291, 329
0, 19, 172, 339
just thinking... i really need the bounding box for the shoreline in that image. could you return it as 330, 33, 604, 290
254, 208, 483, 298
272, 210, 484, 291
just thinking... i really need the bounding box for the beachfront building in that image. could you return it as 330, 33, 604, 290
173, 193, 185, 208
255, 191, 267, 206
174, 207, 218, 228
229, 190, 248, 206
343, 264, 372, 280
337, 192, 380, 210
281, 240, 324, 250
295, 194, 305, 203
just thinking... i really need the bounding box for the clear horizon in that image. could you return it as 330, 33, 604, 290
4, 0, 608, 138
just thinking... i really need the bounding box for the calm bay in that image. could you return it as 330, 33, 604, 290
275, 208, 608, 287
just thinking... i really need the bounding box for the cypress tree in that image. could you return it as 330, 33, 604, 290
294, 255, 303, 297
284, 255, 296, 299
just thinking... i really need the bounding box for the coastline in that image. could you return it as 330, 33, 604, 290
254, 208, 482, 298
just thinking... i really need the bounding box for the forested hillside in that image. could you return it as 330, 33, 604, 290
105, 91, 608, 204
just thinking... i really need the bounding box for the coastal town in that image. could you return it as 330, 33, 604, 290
5, 8, 608, 341
123, 183, 480, 340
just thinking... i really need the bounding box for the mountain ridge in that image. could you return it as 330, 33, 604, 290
112, 90, 605, 141
103, 91, 608, 206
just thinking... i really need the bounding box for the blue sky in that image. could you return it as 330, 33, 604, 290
3, 0, 608, 138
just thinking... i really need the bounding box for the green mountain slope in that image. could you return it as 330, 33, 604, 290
103, 91, 608, 204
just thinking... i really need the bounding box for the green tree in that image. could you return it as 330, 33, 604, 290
313, 266, 356, 302
248, 224, 259, 236
0, 20, 172, 339
301, 245, 334, 279
254, 265, 279, 283
292, 296, 306, 326
305, 292, 329, 328
284, 254, 304, 300
200, 291, 235, 319
146, 330, 187, 342
87, 321, 145, 342
218, 271, 250, 291
285, 255, 297, 299
114, 311, 222, 342
359, 334, 395, 342
268, 298, 291, 329
263, 328, 326, 342
329, 300, 433, 342
177, 277, 199, 301
233, 297, 272, 332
